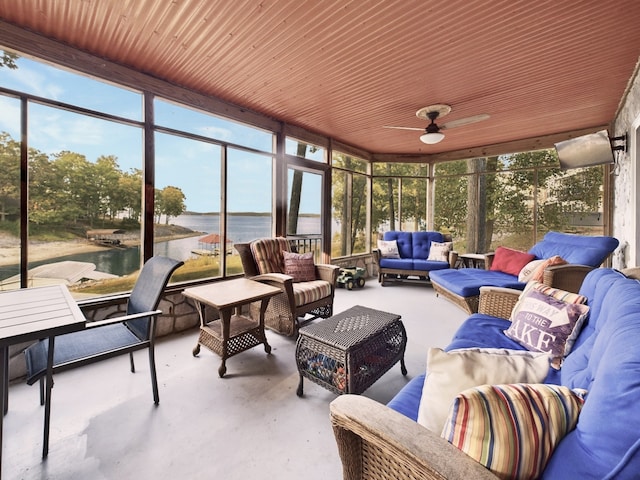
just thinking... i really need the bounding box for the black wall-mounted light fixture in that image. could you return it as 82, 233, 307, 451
610, 133, 627, 153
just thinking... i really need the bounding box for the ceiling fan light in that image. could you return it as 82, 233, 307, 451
420, 132, 445, 144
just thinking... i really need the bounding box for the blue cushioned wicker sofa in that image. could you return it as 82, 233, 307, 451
374, 231, 457, 286
330, 268, 640, 479
429, 231, 619, 313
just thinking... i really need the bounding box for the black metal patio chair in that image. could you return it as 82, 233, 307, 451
24, 255, 183, 405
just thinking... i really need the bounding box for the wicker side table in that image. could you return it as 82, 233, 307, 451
295, 305, 407, 396
183, 278, 281, 378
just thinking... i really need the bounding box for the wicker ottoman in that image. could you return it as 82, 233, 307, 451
295, 305, 407, 396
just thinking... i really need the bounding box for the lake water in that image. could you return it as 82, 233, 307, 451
0, 214, 321, 280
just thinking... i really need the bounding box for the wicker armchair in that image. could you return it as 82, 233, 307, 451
235, 238, 339, 336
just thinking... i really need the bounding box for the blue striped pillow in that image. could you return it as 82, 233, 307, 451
441, 383, 585, 480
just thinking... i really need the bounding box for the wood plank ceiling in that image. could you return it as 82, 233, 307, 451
0, 0, 639, 160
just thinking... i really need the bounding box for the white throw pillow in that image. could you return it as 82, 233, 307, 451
417, 347, 551, 433
427, 241, 453, 262
377, 239, 400, 258
518, 259, 545, 282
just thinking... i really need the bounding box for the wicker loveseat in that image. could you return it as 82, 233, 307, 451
374, 231, 457, 286
235, 238, 339, 336
331, 268, 640, 479
429, 231, 619, 314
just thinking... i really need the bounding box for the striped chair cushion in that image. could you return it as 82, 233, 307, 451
250, 238, 290, 274
442, 383, 585, 480
292, 280, 332, 306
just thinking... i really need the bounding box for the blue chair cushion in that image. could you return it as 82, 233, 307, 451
429, 268, 526, 297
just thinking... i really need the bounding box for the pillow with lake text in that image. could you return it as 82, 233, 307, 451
377, 239, 400, 258
505, 287, 589, 369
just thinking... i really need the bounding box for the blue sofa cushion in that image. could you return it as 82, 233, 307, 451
429, 268, 526, 297
383, 231, 413, 258
528, 231, 619, 266
542, 268, 640, 478
412, 231, 444, 260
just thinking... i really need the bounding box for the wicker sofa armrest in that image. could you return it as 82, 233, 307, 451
330, 395, 499, 480
483, 251, 496, 270
478, 286, 522, 319
251, 272, 293, 284
542, 263, 594, 293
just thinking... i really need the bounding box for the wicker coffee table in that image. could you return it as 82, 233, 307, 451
295, 305, 407, 396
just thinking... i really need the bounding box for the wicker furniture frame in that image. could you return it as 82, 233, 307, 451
235, 241, 340, 336
295, 305, 407, 396
183, 278, 281, 377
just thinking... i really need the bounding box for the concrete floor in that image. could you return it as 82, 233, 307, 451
2, 279, 468, 479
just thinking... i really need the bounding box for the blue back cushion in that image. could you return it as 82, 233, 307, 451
543, 268, 640, 478
412, 231, 444, 260
383, 231, 413, 258
528, 231, 619, 266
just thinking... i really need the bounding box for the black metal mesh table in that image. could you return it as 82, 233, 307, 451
295, 305, 407, 396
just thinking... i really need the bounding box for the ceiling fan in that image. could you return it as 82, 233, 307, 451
384, 104, 490, 144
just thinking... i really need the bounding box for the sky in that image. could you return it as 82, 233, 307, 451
0, 53, 322, 214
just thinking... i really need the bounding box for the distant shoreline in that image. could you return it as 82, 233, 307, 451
0, 230, 201, 268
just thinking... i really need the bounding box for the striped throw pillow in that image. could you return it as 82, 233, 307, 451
442, 383, 585, 480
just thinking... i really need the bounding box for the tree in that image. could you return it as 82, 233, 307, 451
156, 186, 186, 224
0, 51, 18, 70
0, 133, 20, 222
118, 169, 142, 221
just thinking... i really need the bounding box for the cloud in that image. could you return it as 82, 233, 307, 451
0, 97, 20, 137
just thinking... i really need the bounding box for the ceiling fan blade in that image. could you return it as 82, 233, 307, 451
440, 113, 490, 130
383, 125, 425, 131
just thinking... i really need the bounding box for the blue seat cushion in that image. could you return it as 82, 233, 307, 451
24, 323, 143, 385
387, 314, 561, 421
413, 259, 449, 271
379, 258, 414, 270
386, 374, 425, 421
429, 268, 526, 297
